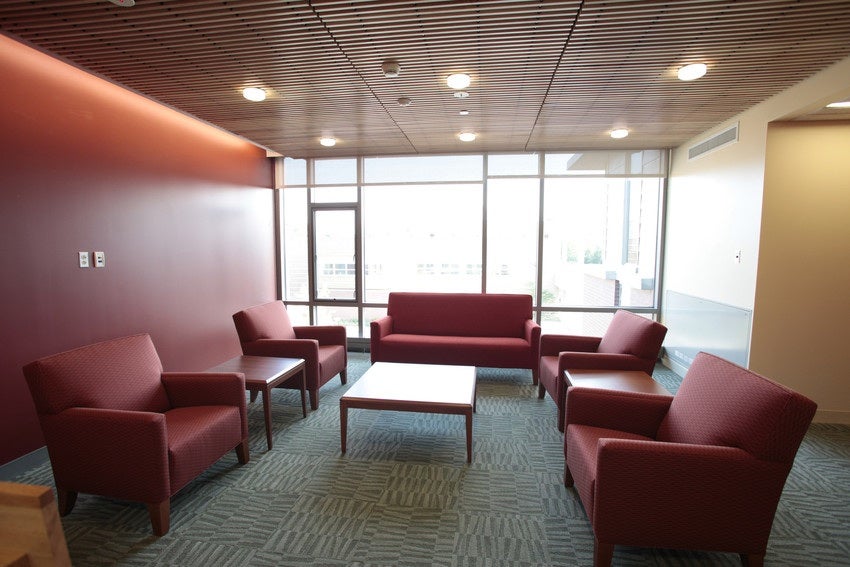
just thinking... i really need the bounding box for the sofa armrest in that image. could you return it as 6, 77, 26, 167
162, 372, 246, 407
565, 387, 673, 437
40, 408, 170, 501
540, 334, 601, 356
294, 325, 346, 346
242, 338, 320, 361
592, 439, 786, 544
370, 316, 393, 363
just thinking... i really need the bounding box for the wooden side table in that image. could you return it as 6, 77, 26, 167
206, 355, 306, 450
562, 369, 671, 431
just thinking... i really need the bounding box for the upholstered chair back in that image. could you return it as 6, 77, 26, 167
656, 352, 817, 463
23, 333, 170, 416
597, 310, 668, 360
232, 300, 297, 342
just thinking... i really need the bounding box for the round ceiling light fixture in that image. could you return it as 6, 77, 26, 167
319, 137, 337, 147
446, 73, 471, 90
242, 87, 267, 102
458, 132, 477, 142
381, 59, 400, 78
677, 63, 707, 81
610, 128, 630, 139
826, 100, 850, 108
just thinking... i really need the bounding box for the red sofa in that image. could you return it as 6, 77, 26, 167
370, 292, 541, 383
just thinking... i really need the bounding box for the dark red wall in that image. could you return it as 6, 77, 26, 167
0, 35, 277, 465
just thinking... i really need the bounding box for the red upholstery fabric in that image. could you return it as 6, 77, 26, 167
538, 310, 667, 431
562, 351, 817, 566
22, 334, 249, 535
233, 300, 347, 409
370, 292, 541, 382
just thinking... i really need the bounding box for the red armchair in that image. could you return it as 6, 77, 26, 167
538, 310, 667, 431
563, 351, 817, 567
22, 333, 249, 536
232, 300, 347, 410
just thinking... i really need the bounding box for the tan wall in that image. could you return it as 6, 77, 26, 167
751, 121, 850, 422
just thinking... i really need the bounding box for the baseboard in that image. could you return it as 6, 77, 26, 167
0, 447, 49, 481
661, 355, 687, 378
813, 410, 850, 425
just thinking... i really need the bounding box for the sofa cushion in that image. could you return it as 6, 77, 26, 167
379, 334, 531, 367
387, 292, 532, 338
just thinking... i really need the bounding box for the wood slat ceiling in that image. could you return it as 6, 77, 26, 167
3, 0, 850, 158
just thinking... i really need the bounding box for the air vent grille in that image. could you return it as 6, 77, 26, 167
688, 123, 739, 160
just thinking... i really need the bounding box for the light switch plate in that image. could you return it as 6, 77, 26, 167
93, 251, 106, 268
78, 251, 90, 268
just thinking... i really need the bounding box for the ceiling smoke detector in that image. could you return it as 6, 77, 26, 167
106, 0, 135, 6
397, 97, 412, 107
381, 59, 400, 78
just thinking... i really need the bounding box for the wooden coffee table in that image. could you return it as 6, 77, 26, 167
340, 362, 477, 463
206, 355, 306, 450
561, 368, 671, 430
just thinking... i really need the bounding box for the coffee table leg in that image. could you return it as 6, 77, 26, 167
465, 409, 472, 463
262, 386, 273, 450
299, 368, 307, 418
340, 402, 348, 454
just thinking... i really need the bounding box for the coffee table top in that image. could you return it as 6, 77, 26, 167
342, 362, 476, 407
564, 369, 671, 396
206, 355, 304, 387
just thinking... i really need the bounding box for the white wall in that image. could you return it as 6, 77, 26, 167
662, 55, 850, 422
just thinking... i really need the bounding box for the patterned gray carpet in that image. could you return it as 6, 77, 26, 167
10, 352, 850, 566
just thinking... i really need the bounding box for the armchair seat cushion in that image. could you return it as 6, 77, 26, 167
165, 406, 244, 492
318, 344, 347, 381
566, 424, 653, 517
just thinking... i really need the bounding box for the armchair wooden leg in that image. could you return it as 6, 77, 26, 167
537, 383, 546, 399
56, 488, 77, 516
593, 540, 614, 567
531, 368, 539, 386
147, 500, 170, 536
564, 462, 574, 487
309, 389, 319, 411
340, 369, 348, 385
235, 440, 250, 464
741, 553, 765, 567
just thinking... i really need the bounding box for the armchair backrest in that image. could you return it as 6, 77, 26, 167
597, 310, 668, 360
656, 352, 817, 463
23, 333, 170, 416
232, 300, 296, 343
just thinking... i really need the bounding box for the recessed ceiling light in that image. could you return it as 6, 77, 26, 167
677, 63, 707, 81
242, 87, 266, 102
319, 137, 337, 147
826, 100, 850, 108
453, 91, 470, 99
610, 128, 629, 139
459, 110, 470, 116
446, 73, 471, 90
458, 132, 476, 142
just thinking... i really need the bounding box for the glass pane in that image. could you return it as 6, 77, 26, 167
284, 157, 307, 185
315, 158, 356, 184
541, 178, 660, 308
363, 184, 483, 302
363, 155, 483, 183
362, 307, 389, 338
540, 311, 655, 336
545, 150, 665, 176
314, 209, 355, 300
283, 304, 310, 326
311, 186, 357, 203
281, 188, 309, 301
315, 306, 359, 337
487, 153, 539, 176
486, 178, 539, 298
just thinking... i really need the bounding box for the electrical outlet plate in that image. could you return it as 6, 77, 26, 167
78, 251, 90, 268
94, 251, 106, 268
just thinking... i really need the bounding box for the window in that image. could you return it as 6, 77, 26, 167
280, 151, 665, 338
